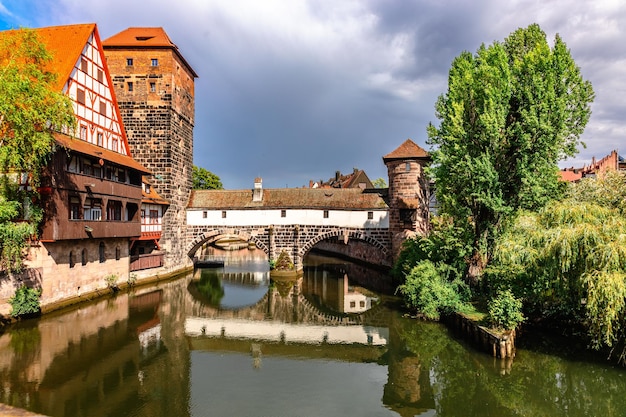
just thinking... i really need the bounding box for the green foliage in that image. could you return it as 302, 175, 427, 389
392, 215, 472, 283
9, 285, 41, 317
372, 177, 387, 188
104, 273, 119, 291
0, 28, 75, 273
427, 23, 594, 281
274, 250, 294, 271
397, 260, 473, 320
268, 259, 276, 270
0, 28, 75, 179
487, 289, 524, 330
489, 196, 626, 355
193, 165, 223, 190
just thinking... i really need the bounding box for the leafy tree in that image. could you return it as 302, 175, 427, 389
0, 28, 75, 272
427, 24, 594, 283
372, 177, 387, 188
489, 184, 626, 359
192, 165, 223, 190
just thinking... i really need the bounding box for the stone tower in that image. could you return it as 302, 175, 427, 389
103, 28, 197, 268
382, 139, 431, 257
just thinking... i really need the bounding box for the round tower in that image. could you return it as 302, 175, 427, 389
382, 139, 431, 257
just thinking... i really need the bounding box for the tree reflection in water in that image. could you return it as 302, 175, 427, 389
189, 268, 225, 307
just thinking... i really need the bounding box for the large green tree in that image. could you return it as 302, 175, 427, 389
427, 24, 594, 282
192, 165, 223, 190
0, 28, 75, 271
489, 171, 626, 360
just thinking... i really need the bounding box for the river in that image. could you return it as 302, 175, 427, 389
0, 249, 624, 417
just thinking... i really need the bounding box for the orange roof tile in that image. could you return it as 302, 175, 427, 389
383, 139, 429, 161
32, 24, 96, 91
55, 133, 150, 174
103, 27, 198, 77
188, 188, 388, 210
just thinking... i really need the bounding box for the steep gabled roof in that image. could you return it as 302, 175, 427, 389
383, 139, 429, 162
31, 23, 96, 91
103, 27, 198, 77
188, 188, 388, 210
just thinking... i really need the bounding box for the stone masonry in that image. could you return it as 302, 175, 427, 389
103, 30, 197, 270
186, 225, 392, 271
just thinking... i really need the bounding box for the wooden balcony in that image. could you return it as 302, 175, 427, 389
130, 252, 164, 271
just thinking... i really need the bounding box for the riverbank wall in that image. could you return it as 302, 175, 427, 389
0, 264, 191, 326
445, 313, 516, 359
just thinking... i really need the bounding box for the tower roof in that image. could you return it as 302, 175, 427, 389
103, 27, 198, 78
383, 139, 429, 162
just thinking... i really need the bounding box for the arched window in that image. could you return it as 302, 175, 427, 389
81, 249, 87, 266
99, 242, 105, 263
69, 251, 75, 268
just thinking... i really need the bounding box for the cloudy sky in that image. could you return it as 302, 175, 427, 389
1, 1, 624, 189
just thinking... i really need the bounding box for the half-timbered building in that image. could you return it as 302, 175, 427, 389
1, 24, 151, 308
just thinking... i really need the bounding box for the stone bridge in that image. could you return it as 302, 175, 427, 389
185, 224, 392, 271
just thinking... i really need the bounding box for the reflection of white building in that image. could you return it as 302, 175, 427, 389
342, 273, 378, 313
185, 317, 389, 346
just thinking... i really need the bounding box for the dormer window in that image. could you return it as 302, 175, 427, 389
126, 58, 133, 66
151, 58, 158, 67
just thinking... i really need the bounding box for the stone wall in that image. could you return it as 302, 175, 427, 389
185, 224, 392, 270
105, 46, 195, 271
0, 238, 130, 315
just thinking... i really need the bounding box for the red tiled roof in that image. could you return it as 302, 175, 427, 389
383, 139, 429, 161
558, 169, 583, 182
188, 188, 388, 210
142, 176, 169, 205
32, 24, 96, 91
103, 27, 198, 77
55, 133, 150, 174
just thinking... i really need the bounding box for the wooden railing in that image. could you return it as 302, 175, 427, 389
130, 252, 164, 271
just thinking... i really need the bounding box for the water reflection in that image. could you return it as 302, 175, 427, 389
0, 250, 625, 417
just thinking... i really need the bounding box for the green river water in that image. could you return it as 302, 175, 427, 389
0, 249, 624, 417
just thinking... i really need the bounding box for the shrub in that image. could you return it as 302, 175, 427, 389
487, 289, 524, 330
397, 260, 472, 320
9, 285, 41, 317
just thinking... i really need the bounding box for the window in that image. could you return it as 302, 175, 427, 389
141, 209, 146, 223
99, 242, 105, 263
97, 133, 103, 147
127, 82, 133, 92
77, 88, 85, 105
69, 196, 81, 220
97, 69, 103, 83
350, 301, 356, 308
222, 211, 227, 218
405, 162, 411, 172
281, 210, 286, 218
116, 168, 126, 183
81, 249, 87, 266
150, 82, 156, 92
360, 300, 365, 308
80, 58, 87, 72
202, 211, 207, 218
115, 247, 121, 261
67, 155, 79, 173
145, 184, 151, 193
107, 200, 122, 221
99, 101, 107, 116
126, 58, 133, 66
323, 210, 329, 218
367, 211, 373, 220
84, 198, 102, 221
69, 251, 75, 268
151, 58, 158, 66
150, 210, 159, 224
80, 125, 87, 140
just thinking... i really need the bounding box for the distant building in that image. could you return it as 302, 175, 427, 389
0, 24, 151, 307
103, 27, 197, 270
311, 168, 374, 189
559, 150, 624, 182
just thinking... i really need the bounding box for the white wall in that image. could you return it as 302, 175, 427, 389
187, 208, 389, 228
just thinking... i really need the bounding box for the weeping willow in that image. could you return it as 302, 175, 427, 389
490, 198, 626, 356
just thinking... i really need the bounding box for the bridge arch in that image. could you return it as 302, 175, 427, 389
186, 228, 269, 259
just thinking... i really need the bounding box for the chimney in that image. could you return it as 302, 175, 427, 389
335, 171, 341, 181
253, 177, 263, 202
